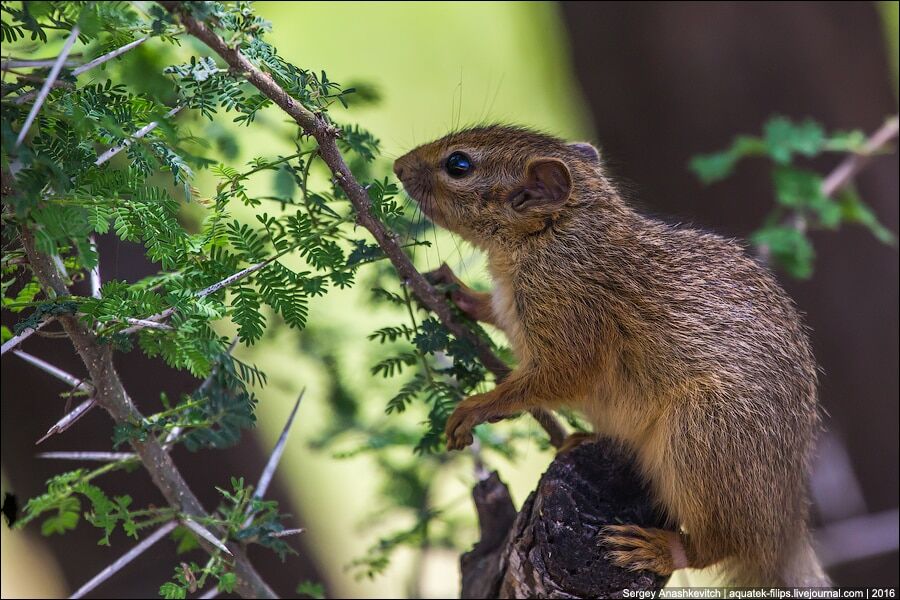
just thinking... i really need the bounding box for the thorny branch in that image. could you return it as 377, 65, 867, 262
14, 226, 278, 599
160, 2, 567, 448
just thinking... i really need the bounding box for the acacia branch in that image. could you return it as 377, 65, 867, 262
18, 227, 277, 599
162, 3, 566, 448
1, 57, 80, 70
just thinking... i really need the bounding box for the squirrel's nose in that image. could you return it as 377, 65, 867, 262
393, 153, 415, 180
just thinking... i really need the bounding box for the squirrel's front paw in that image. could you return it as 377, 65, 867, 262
424, 263, 455, 287
445, 394, 493, 450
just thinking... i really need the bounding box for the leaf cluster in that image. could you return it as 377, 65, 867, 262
690, 116, 894, 278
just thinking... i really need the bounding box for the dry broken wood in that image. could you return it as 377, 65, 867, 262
461, 438, 670, 599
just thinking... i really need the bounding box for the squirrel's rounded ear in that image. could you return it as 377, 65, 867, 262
510, 158, 572, 212
568, 142, 600, 164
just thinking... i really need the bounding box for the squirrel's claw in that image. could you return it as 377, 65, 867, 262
445, 393, 493, 451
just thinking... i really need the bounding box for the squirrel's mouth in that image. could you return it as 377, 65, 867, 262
416, 194, 447, 227
397, 176, 445, 225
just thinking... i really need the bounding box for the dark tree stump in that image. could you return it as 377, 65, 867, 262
461, 438, 670, 598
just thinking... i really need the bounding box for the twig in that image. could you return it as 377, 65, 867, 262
242, 390, 304, 528
69, 521, 178, 599
14, 25, 80, 147
120, 250, 284, 335
12, 349, 92, 391
822, 116, 899, 197
38, 340, 240, 462
94, 105, 183, 167
756, 116, 899, 264
162, 4, 567, 448
72, 36, 149, 76
0, 316, 52, 355
161, 337, 239, 446
12, 79, 72, 105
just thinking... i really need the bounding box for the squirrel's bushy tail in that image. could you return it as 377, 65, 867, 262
780, 534, 830, 587
727, 532, 830, 587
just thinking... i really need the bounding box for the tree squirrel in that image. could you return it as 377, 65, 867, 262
393, 125, 829, 587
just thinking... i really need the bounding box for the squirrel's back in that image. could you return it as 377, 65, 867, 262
509, 206, 823, 585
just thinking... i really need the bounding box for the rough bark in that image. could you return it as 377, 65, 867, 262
461, 439, 670, 599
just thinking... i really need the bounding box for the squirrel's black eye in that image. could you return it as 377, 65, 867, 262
445, 151, 473, 178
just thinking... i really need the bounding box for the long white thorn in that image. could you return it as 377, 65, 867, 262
12, 350, 91, 390
125, 317, 174, 331
94, 105, 183, 167
15, 26, 80, 147
72, 36, 149, 76
37, 451, 135, 462
1, 317, 51, 356
36, 399, 96, 444
69, 521, 177, 599
266, 528, 305, 538
242, 389, 304, 528
89, 236, 102, 298
183, 519, 232, 556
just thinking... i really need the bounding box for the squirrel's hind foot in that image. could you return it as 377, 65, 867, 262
599, 525, 685, 576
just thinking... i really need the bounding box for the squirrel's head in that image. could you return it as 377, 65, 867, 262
393, 125, 607, 250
